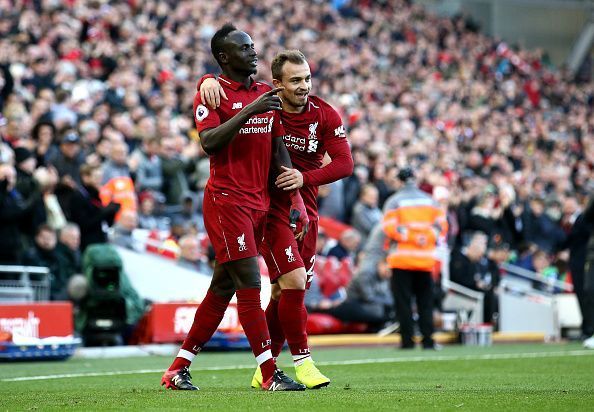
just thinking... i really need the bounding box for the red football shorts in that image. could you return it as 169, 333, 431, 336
260, 215, 318, 289
203, 187, 267, 264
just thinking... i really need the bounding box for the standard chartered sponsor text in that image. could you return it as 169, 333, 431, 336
238, 115, 272, 134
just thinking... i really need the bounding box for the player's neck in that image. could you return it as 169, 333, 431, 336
221, 69, 252, 88
282, 101, 307, 114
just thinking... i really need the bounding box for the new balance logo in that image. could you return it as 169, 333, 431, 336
269, 381, 281, 391
238, 233, 247, 252
285, 246, 296, 262
232, 102, 243, 109
262, 339, 271, 348
172, 376, 183, 386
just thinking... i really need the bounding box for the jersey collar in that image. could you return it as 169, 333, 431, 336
219, 75, 258, 91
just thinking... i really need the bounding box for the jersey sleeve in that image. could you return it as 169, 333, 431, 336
301, 103, 353, 186
271, 111, 285, 140
193, 91, 221, 133
320, 104, 347, 148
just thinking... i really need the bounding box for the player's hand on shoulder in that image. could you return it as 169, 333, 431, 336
244, 87, 284, 116
200, 78, 227, 109
276, 166, 303, 190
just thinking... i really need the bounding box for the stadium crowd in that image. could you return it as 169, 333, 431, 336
0, 0, 593, 338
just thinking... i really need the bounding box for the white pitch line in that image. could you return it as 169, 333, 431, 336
2, 350, 593, 382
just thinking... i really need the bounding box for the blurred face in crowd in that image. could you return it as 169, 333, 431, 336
82, 167, 103, 190
360, 184, 379, 208
273, 60, 312, 113
316, 232, 327, 254
140, 197, 155, 215
37, 124, 55, 146
532, 251, 549, 273
60, 226, 80, 251
18, 156, 37, 174
160, 138, 177, 159
110, 141, 129, 166
36, 228, 57, 251
466, 233, 487, 261
377, 261, 391, 280
118, 210, 138, 231
179, 236, 200, 262
341, 230, 361, 252
60, 141, 80, 159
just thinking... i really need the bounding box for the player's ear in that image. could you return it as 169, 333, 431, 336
272, 78, 283, 88
218, 52, 228, 64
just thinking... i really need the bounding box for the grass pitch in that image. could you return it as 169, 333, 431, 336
0, 343, 593, 411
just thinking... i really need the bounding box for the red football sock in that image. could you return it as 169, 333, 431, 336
278, 289, 310, 363
169, 290, 231, 371
265, 298, 285, 358
236, 288, 276, 382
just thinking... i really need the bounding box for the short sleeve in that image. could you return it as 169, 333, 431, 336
193, 92, 221, 132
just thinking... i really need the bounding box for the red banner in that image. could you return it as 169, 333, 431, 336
149, 302, 241, 343
0, 302, 73, 338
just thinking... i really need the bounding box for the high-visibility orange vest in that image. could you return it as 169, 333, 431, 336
382, 187, 447, 272
100, 176, 138, 222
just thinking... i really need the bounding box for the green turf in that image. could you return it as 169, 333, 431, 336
0, 343, 593, 411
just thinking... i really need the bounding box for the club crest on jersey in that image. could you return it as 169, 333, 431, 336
285, 246, 296, 262
308, 122, 318, 139
195, 105, 209, 122
237, 233, 247, 252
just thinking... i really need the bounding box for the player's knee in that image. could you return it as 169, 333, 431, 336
209, 284, 236, 299
278, 268, 307, 290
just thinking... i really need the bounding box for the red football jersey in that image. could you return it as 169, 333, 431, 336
193, 75, 285, 211
269, 95, 349, 220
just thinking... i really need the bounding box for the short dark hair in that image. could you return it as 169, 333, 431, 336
271, 50, 307, 80
36, 224, 55, 236
211, 23, 238, 65
80, 163, 100, 177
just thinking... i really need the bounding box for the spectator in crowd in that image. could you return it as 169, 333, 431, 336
346, 225, 394, 329
130, 137, 163, 195
450, 232, 500, 324
55, 223, 82, 280
522, 196, 567, 254
30, 121, 58, 168
0, 163, 40, 263
69, 163, 120, 251
14, 147, 46, 243
159, 136, 194, 209
137, 191, 169, 231
327, 228, 362, 262
101, 140, 131, 184
47, 130, 85, 189
350, 183, 382, 242
177, 235, 211, 274
111, 209, 140, 250
22, 224, 66, 300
